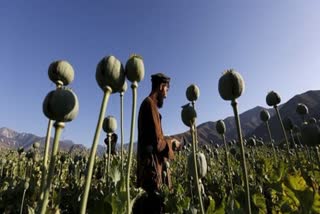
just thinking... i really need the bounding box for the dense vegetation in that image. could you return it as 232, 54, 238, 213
1, 139, 320, 213
1, 57, 320, 213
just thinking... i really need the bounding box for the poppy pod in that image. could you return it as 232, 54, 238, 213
186, 84, 200, 102
33, 142, 40, 149
260, 109, 270, 122
266, 91, 281, 107
296, 103, 309, 115
96, 56, 125, 93
125, 54, 145, 83
120, 81, 128, 93
48, 60, 74, 86
43, 88, 79, 122
181, 104, 197, 127
188, 152, 207, 179
247, 137, 256, 147
301, 122, 320, 147
103, 116, 117, 133
218, 69, 245, 101
216, 120, 226, 135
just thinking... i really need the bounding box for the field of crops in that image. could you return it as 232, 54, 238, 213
1, 56, 320, 214
1, 140, 320, 213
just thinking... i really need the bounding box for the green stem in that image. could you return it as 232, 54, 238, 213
80, 87, 112, 214
20, 189, 27, 214
222, 134, 234, 200
120, 92, 124, 173
39, 122, 65, 214
107, 133, 112, 189
231, 100, 251, 214
126, 82, 138, 214
191, 124, 205, 214
274, 106, 291, 164
40, 119, 53, 201
191, 101, 198, 152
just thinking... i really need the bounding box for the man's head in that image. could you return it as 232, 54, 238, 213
151, 73, 170, 108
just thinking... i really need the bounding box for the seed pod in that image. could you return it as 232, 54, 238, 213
33, 142, 40, 149
293, 125, 300, 134
103, 116, 117, 133
48, 60, 74, 86
266, 91, 281, 107
96, 55, 125, 93
216, 120, 226, 135
24, 181, 30, 190
120, 81, 128, 93
18, 147, 24, 155
247, 137, 256, 147
125, 54, 145, 83
188, 152, 207, 178
283, 117, 294, 131
218, 69, 245, 101
296, 103, 309, 115
43, 88, 79, 122
260, 109, 270, 122
181, 104, 197, 127
309, 117, 317, 124
186, 84, 200, 102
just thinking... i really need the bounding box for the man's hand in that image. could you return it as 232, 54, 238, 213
171, 139, 181, 151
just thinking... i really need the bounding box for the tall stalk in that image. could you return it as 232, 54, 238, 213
274, 106, 291, 163
265, 121, 277, 161
126, 82, 138, 214
120, 91, 125, 172
39, 119, 53, 200
80, 87, 112, 214
191, 124, 205, 214
107, 133, 112, 187
231, 100, 251, 214
39, 122, 65, 214
222, 134, 234, 196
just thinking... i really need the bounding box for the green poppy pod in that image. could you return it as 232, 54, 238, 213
188, 152, 207, 179
18, 147, 24, 155
247, 137, 256, 147
293, 125, 300, 134
216, 120, 226, 135
96, 55, 125, 93
125, 54, 145, 83
43, 88, 79, 122
260, 109, 270, 122
283, 117, 294, 131
33, 142, 40, 149
24, 181, 30, 190
181, 104, 197, 127
103, 116, 117, 133
120, 81, 128, 93
296, 103, 309, 115
218, 69, 245, 101
48, 60, 74, 86
266, 91, 281, 107
309, 117, 317, 124
186, 84, 200, 102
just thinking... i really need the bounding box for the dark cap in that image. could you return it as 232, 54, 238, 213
151, 73, 171, 84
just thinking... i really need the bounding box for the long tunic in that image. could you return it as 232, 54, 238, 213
136, 95, 174, 193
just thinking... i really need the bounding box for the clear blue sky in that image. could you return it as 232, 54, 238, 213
1, 0, 320, 147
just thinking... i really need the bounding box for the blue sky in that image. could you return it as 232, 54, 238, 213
1, 0, 320, 147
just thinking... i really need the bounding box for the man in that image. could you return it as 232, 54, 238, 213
134, 73, 180, 213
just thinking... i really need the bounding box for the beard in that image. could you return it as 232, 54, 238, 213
157, 95, 164, 108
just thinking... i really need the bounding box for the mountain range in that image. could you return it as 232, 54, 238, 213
1, 90, 320, 154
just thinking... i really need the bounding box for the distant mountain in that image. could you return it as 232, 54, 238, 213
2, 90, 320, 152
0, 127, 88, 154
172, 90, 320, 145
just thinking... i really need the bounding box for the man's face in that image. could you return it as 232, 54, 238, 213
157, 83, 169, 108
